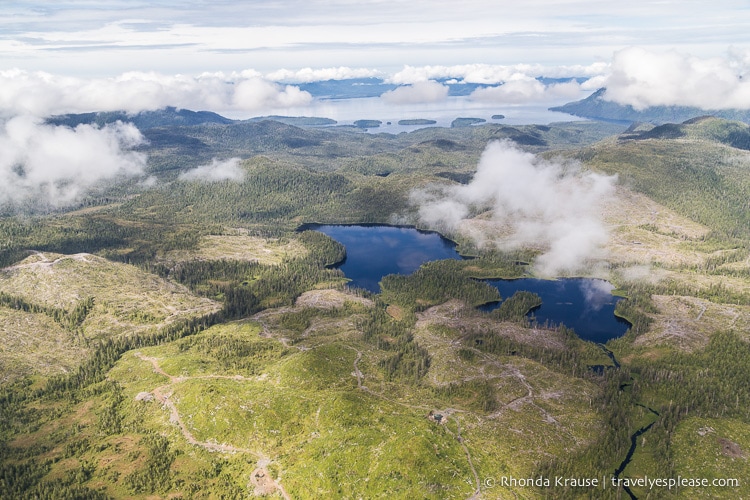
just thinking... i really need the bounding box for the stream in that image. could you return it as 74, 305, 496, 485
603, 346, 659, 500
305, 223, 656, 498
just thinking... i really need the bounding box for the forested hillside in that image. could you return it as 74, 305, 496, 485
1, 115, 749, 499
552, 88, 750, 124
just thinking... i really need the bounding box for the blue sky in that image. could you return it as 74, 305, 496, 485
2, 1, 750, 115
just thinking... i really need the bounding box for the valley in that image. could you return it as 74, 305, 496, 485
1, 113, 749, 499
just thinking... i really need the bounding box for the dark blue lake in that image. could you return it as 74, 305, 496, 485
301, 224, 463, 292
303, 224, 630, 342
480, 278, 631, 343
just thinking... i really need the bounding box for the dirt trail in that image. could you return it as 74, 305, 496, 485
352, 350, 364, 388
696, 302, 707, 321
4, 252, 92, 272
342, 346, 481, 498
343, 346, 433, 411
475, 353, 576, 443
442, 417, 480, 499
252, 309, 299, 349
134, 352, 290, 499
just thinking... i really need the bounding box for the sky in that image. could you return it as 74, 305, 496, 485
3, 1, 750, 76
0, 1, 749, 115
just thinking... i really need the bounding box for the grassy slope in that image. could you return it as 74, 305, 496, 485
0, 308, 76, 383
574, 119, 750, 499
579, 120, 750, 238
0, 252, 218, 384
4, 118, 750, 498
10, 298, 600, 499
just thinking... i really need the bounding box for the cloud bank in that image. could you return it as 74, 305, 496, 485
469, 77, 583, 104
389, 63, 609, 85
10, 48, 750, 119
603, 47, 750, 110
265, 67, 382, 83
0, 116, 147, 208
0, 69, 312, 117
412, 140, 616, 276
178, 158, 245, 182
380, 81, 449, 104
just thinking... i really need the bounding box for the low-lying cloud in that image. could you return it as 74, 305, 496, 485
469, 77, 583, 104
0, 69, 312, 117
178, 158, 245, 182
388, 63, 609, 85
265, 66, 382, 83
380, 80, 449, 104
579, 279, 616, 312
0, 116, 147, 208
412, 140, 616, 276
603, 47, 750, 110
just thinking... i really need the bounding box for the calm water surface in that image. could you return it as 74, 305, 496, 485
305, 224, 630, 342
480, 278, 631, 343
226, 95, 586, 133
303, 224, 463, 292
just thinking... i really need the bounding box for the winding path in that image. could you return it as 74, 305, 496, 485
342, 346, 481, 499
134, 352, 291, 500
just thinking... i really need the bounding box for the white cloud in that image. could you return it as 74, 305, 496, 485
0, 116, 146, 207
0, 69, 312, 117
579, 279, 616, 312
603, 47, 750, 110
380, 81, 449, 104
412, 140, 616, 276
470, 77, 582, 104
265, 67, 382, 82
178, 158, 245, 182
389, 63, 609, 85
232, 78, 312, 110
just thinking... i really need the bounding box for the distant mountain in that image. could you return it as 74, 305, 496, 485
570, 116, 750, 237
620, 115, 750, 150
46, 107, 235, 129
551, 88, 750, 124
297, 78, 397, 99
295, 77, 486, 99
294, 77, 581, 100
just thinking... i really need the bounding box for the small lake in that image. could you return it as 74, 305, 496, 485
480, 278, 631, 343
303, 224, 630, 342
301, 224, 463, 292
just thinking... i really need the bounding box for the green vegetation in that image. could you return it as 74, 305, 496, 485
451, 117, 486, 127
552, 87, 750, 124
353, 119, 382, 128
0, 292, 94, 331
2, 115, 750, 498
581, 138, 750, 239
380, 260, 502, 311
249, 115, 338, 126
398, 119, 437, 125
488, 290, 542, 322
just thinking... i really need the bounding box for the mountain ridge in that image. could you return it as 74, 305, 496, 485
552, 88, 750, 124
46, 106, 236, 129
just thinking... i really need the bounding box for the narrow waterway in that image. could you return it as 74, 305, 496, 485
605, 348, 659, 500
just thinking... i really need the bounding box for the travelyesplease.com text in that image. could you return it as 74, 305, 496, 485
484, 475, 740, 490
